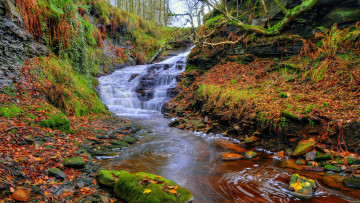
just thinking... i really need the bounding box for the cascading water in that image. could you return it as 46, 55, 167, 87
98, 49, 191, 117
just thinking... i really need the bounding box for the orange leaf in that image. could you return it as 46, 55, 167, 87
169, 189, 177, 194
174, 185, 179, 190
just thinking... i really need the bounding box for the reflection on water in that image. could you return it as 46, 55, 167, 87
98, 115, 358, 203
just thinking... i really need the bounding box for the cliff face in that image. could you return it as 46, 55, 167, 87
0, 0, 49, 88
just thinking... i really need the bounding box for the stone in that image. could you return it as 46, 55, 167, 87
289, 174, 315, 197
88, 146, 117, 156
324, 164, 341, 172
204, 116, 209, 123
48, 168, 66, 179
244, 136, 259, 144
304, 167, 325, 172
114, 171, 193, 203
314, 154, 332, 161
275, 150, 285, 159
123, 136, 138, 144
221, 152, 243, 161
343, 178, 360, 189
292, 138, 315, 156
305, 151, 316, 161
281, 159, 305, 170
213, 139, 247, 153
97, 170, 124, 187
245, 151, 258, 159
168, 120, 181, 127
296, 159, 306, 165
12, 187, 31, 202
63, 157, 86, 168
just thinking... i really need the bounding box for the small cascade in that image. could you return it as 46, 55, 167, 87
98, 50, 191, 117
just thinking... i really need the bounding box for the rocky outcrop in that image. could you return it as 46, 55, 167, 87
0, 0, 49, 89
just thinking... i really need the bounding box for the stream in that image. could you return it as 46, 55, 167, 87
98, 50, 359, 202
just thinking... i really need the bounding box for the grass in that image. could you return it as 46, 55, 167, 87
0, 104, 23, 118
39, 111, 72, 133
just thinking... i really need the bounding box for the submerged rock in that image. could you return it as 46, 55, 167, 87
293, 138, 315, 156
63, 157, 86, 168
244, 136, 259, 144
221, 152, 243, 161
114, 171, 193, 203
343, 177, 360, 189
213, 139, 247, 153
289, 174, 315, 197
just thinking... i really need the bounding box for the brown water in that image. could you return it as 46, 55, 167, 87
98, 115, 360, 203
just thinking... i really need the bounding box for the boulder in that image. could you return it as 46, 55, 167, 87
114, 171, 193, 203
97, 170, 125, 187
314, 154, 332, 161
63, 157, 86, 168
123, 136, 138, 144
213, 139, 247, 153
293, 138, 315, 156
305, 151, 316, 161
289, 174, 315, 197
48, 168, 66, 179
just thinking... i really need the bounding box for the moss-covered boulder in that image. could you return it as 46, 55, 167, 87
48, 168, 66, 179
289, 174, 315, 197
114, 171, 193, 203
63, 157, 86, 168
88, 146, 117, 156
324, 164, 341, 172
244, 151, 258, 159
314, 154, 332, 161
293, 138, 315, 156
97, 170, 125, 187
122, 136, 138, 144
343, 178, 360, 189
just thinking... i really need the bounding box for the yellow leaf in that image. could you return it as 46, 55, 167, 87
143, 189, 152, 194
169, 189, 177, 194
292, 181, 303, 192
155, 175, 162, 178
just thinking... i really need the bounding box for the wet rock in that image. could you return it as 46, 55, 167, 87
109, 140, 129, 148
245, 151, 258, 159
204, 116, 209, 123
221, 152, 243, 161
285, 148, 293, 156
324, 164, 341, 172
305, 151, 316, 161
275, 150, 285, 159
343, 177, 360, 189
48, 168, 66, 179
12, 187, 31, 202
293, 138, 315, 156
169, 119, 181, 127
289, 174, 315, 197
314, 154, 332, 161
96, 135, 109, 139
114, 171, 193, 203
63, 157, 86, 168
213, 139, 247, 153
296, 159, 306, 165
244, 136, 259, 144
97, 170, 123, 187
88, 147, 117, 156
346, 157, 355, 165
304, 167, 325, 172
282, 159, 305, 170
322, 174, 344, 189
123, 136, 138, 144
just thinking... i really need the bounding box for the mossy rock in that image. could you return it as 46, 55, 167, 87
244, 151, 258, 159
114, 171, 193, 203
347, 157, 355, 165
324, 164, 341, 172
343, 178, 360, 189
296, 159, 306, 165
88, 146, 117, 156
244, 136, 259, 144
122, 136, 138, 144
289, 174, 315, 197
63, 157, 86, 168
292, 138, 315, 156
169, 120, 181, 127
109, 140, 129, 148
48, 168, 66, 179
314, 154, 332, 161
39, 112, 72, 133
97, 170, 126, 187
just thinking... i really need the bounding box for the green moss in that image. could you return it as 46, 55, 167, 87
0, 104, 23, 118
114, 171, 193, 203
97, 170, 126, 187
63, 157, 86, 168
314, 155, 332, 161
343, 178, 360, 189
290, 174, 315, 196
39, 111, 72, 133
282, 111, 300, 122
324, 164, 341, 172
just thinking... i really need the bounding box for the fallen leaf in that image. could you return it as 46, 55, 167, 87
169, 189, 177, 194
143, 189, 152, 194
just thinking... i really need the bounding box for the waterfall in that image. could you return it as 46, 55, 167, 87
98, 50, 190, 117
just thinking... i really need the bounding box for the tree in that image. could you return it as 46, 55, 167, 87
197, 0, 319, 46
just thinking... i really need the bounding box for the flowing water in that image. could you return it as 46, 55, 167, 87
98, 51, 359, 202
